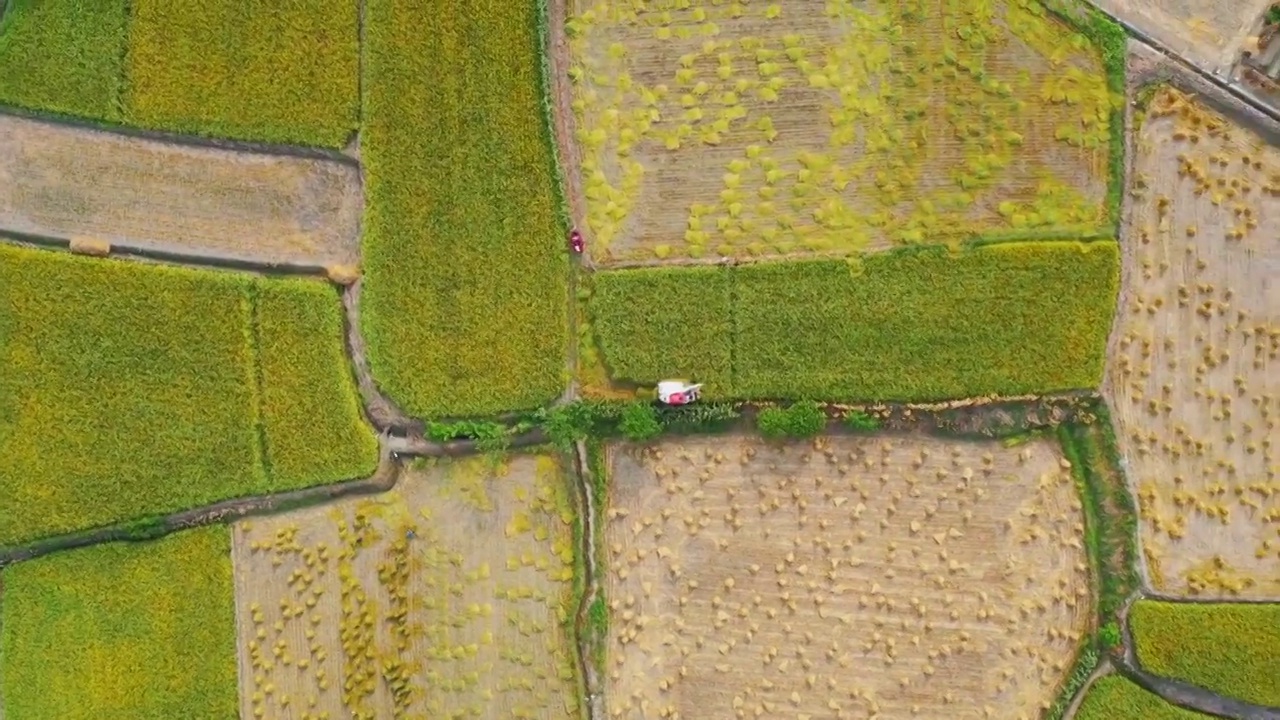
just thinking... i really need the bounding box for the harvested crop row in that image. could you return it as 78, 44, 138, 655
231, 454, 582, 719
0, 527, 238, 720
565, 0, 1120, 263
589, 240, 1119, 401
361, 0, 569, 417
0, 244, 377, 546
0, 0, 357, 147
1075, 675, 1213, 719
1129, 600, 1280, 707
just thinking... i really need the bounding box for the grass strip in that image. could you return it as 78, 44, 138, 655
361, 0, 568, 418
589, 241, 1119, 401
1130, 600, 1280, 707
0, 527, 237, 719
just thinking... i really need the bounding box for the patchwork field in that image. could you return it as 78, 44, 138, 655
588, 240, 1119, 400
0, 0, 358, 147
565, 0, 1118, 264
600, 433, 1091, 719
361, 0, 569, 417
1104, 87, 1280, 599
231, 454, 582, 720
0, 527, 237, 720
0, 245, 377, 546
1129, 600, 1280, 707
0, 115, 362, 267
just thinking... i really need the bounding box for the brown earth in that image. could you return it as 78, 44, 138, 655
231, 454, 582, 720
601, 434, 1091, 720
1103, 85, 1280, 599
1084, 0, 1271, 75
0, 115, 362, 268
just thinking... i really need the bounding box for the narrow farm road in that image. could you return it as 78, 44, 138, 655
571, 440, 605, 720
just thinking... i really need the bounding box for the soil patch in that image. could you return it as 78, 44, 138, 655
0, 115, 362, 267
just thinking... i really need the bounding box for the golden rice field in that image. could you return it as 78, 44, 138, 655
566, 0, 1114, 264
601, 434, 1091, 720
231, 454, 582, 720
1105, 86, 1280, 600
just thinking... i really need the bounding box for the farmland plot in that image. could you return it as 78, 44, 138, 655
601, 434, 1091, 720
231, 454, 581, 720
0, 115, 362, 268
1082, 0, 1269, 75
566, 0, 1114, 264
1104, 87, 1280, 599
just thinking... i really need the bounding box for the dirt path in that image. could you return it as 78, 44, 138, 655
546, 0, 591, 267
571, 441, 605, 720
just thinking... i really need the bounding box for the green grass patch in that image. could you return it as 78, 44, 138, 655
1130, 600, 1280, 706
0, 527, 237, 719
1075, 676, 1213, 719
0, 244, 377, 546
254, 277, 380, 485
360, 0, 568, 418
590, 241, 1119, 401
0, 0, 129, 120
124, 0, 358, 147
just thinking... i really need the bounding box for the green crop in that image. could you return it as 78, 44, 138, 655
590, 240, 1119, 402
1, 527, 237, 719
0, 244, 377, 546
0, 0, 356, 146
360, 0, 568, 417
254, 278, 379, 485
125, 0, 358, 147
1075, 676, 1213, 719
0, 0, 128, 120
591, 265, 734, 395
1130, 600, 1280, 707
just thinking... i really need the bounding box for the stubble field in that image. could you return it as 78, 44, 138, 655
0, 115, 363, 268
231, 454, 582, 720
1081, 0, 1270, 75
566, 0, 1114, 264
600, 434, 1091, 719
1104, 87, 1280, 599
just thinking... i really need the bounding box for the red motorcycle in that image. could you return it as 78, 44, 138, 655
569, 229, 584, 255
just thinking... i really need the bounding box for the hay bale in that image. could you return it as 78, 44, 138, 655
69, 236, 111, 257
326, 264, 361, 285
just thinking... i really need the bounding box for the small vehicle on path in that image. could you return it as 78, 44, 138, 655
657, 380, 702, 406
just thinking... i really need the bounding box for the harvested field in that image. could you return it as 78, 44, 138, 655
1, 527, 237, 720
0, 115, 362, 267
1104, 87, 1280, 599
231, 454, 582, 720
1084, 0, 1270, 75
566, 0, 1115, 264
601, 434, 1091, 720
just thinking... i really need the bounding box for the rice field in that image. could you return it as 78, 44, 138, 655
566, 0, 1117, 264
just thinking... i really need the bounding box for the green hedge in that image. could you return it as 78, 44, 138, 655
1076, 676, 1213, 719
361, 0, 568, 418
1, 527, 237, 719
591, 241, 1119, 402
0, 244, 377, 546
1130, 601, 1280, 707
